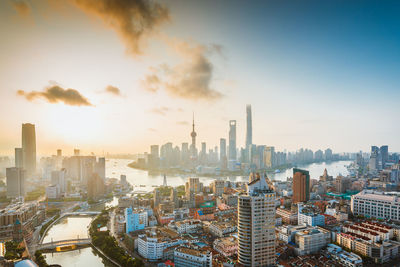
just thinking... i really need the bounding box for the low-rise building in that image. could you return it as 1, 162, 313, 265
137, 227, 187, 261
0, 202, 45, 241
168, 219, 201, 234
351, 190, 400, 221
45, 185, 60, 199
208, 221, 236, 237
293, 226, 331, 255
326, 244, 362, 267
213, 236, 237, 257
174, 246, 212, 267
276, 208, 298, 225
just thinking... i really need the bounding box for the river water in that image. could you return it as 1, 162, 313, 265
42, 216, 114, 267
106, 159, 352, 192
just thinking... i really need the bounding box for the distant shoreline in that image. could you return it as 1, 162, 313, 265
126, 161, 294, 177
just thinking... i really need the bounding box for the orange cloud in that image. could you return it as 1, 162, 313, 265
17, 84, 93, 106
142, 40, 224, 101
11, 0, 31, 17
72, 0, 169, 55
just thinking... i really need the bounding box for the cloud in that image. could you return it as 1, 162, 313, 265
149, 106, 169, 115
141, 74, 160, 93
105, 85, 121, 96
176, 121, 189, 125
11, 0, 31, 17
72, 0, 169, 55
148, 128, 157, 132
142, 40, 224, 101
17, 84, 93, 106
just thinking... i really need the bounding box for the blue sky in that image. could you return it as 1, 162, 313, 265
0, 0, 399, 155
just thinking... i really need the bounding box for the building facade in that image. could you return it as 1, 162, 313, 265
238, 177, 276, 266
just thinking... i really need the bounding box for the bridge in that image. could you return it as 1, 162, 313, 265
37, 238, 91, 250
63, 211, 101, 216
39, 211, 101, 244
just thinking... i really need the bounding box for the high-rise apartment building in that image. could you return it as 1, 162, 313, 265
292, 168, 310, 203
87, 173, 105, 200
51, 169, 66, 193
21, 123, 36, 177
150, 145, 159, 158
264, 146, 275, 168
238, 177, 276, 266
6, 167, 25, 198
324, 148, 333, 161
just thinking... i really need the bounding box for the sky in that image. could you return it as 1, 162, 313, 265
1, 0, 400, 156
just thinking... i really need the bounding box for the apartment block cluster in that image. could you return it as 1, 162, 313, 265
0, 201, 45, 243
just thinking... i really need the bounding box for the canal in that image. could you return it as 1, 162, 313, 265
42, 216, 115, 267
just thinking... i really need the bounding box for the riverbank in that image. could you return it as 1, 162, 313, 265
89, 210, 143, 267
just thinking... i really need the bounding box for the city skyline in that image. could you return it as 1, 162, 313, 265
1, 0, 400, 155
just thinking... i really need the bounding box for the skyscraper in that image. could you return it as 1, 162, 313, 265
21, 123, 36, 177
380, 145, 389, 169
238, 176, 276, 266
369, 146, 379, 171
190, 113, 197, 160
6, 167, 25, 198
15, 148, 23, 168
292, 168, 310, 203
228, 120, 237, 170
246, 104, 252, 148
220, 138, 227, 169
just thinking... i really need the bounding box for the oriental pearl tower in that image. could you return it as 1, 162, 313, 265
190, 113, 197, 160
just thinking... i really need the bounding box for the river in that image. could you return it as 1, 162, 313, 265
42, 216, 114, 267
106, 159, 352, 192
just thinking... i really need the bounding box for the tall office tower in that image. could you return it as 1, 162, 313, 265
21, 123, 36, 177
15, 148, 23, 168
369, 146, 379, 171
51, 169, 66, 193
190, 113, 197, 160
292, 168, 310, 203
228, 120, 237, 161
246, 104, 252, 148
380, 145, 389, 169
74, 149, 80, 156
6, 167, 26, 198
57, 149, 62, 157
238, 176, 276, 266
